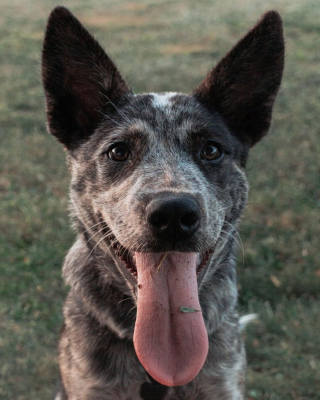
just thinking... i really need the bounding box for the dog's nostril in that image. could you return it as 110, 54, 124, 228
180, 212, 199, 228
149, 211, 169, 230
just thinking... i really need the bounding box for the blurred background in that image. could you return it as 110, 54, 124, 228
0, 0, 319, 399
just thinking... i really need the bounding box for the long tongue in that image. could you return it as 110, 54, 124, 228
133, 252, 208, 387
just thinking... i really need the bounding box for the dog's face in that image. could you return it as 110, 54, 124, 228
42, 7, 284, 387
69, 92, 248, 257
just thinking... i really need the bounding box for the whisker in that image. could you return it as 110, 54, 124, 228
99, 91, 133, 125
85, 225, 109, 245
84, 231, 111, 264
81, 220, 108, 235
126, 304, 137, 318
95, 108, 122, 127
117, 297, 133, 306
223, 221, 245, 269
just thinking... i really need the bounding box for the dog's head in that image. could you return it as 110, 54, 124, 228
42, 7, 284, 387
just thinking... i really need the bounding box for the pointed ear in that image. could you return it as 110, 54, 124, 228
42, 7, 130, 150
193, 11, 284, 147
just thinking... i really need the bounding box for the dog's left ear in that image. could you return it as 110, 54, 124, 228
42, 7, 130, 150
193, 11, 284, 147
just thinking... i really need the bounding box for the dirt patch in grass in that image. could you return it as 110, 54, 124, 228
81, 14, 150, 29
160, 44, 210, 54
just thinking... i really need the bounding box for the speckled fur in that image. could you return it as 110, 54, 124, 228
42, 7, 284, 400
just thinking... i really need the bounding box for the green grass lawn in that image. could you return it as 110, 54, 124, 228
1, 0, 319, 398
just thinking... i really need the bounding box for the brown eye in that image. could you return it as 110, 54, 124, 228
201, 143, 223, 161
108, 144, 130, 161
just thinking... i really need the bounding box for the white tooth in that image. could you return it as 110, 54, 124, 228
196, 253, 202, 267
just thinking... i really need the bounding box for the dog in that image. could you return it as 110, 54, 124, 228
42, 7, 284, 399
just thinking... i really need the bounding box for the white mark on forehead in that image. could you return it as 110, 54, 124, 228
150, 92, 178, 110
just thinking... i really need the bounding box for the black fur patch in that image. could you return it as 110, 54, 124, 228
140, 373, 168, 400
193, 11, 284, 146
42, 6, 129, 149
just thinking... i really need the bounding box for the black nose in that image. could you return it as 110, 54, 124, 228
146, 195, 201, 241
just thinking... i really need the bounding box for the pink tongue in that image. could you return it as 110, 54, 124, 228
133, 252, 208, 387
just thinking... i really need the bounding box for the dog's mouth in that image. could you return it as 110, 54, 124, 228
110, 235, 213, 279
106, 231, 213, 387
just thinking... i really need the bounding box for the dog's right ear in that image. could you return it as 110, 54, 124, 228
42, 7, 129, 150
193, 11, 284, 147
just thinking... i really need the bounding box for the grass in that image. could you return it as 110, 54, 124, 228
0, 0, 319, 398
